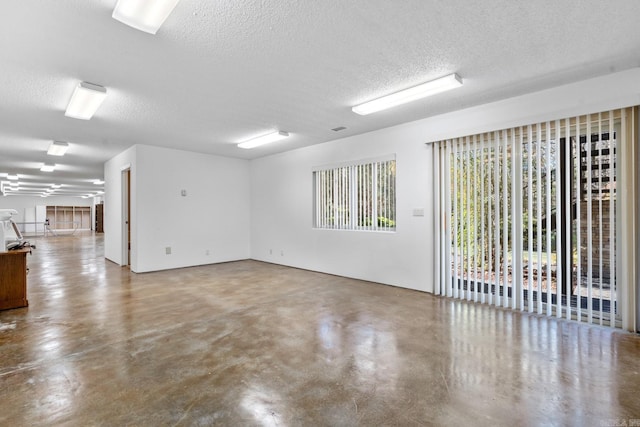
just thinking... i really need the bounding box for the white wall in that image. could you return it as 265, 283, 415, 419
250, 132, 433, 291
250, 68, 640, 293
104, 145, 250, 273
104, 146, 136, 266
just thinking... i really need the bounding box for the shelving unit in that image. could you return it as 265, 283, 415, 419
46, 206, 92, 230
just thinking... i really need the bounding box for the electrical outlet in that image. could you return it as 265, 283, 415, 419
165, 246, 171, 255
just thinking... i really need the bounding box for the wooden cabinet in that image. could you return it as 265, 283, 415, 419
0, 248, 30, 310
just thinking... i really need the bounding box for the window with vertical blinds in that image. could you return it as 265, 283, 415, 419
432, 108, 637, 329
313, 157, 396, 231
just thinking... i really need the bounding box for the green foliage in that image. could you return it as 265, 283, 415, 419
450, 140, 560, 268
377, 216, 396, 228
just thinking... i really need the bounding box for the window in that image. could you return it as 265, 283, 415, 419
313, 157, 396, 231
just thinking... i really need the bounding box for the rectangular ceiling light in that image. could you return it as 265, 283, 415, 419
352, 73, 463, 115
65, 82, 107, 120
7, 174, 19, 180
238, 131, 289, 149
47, 141, 70, 156
113, 0, 182, 34
40, 163, 56, 172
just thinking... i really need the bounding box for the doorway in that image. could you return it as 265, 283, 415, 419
121, 168, 131, 267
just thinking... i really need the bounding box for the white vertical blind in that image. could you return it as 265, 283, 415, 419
575, 116, 583, 322
535, 122, 543, 314
501, 129, 509, 308
466, 136, 472, 301
445, 141, 453, 298
480, 135, 486, 304
433, 108, 637, 329
554, 119, 562, 319
608, 113, 616, 324
513, 127, 523, 310
563, 117, 572, 321
493, 130, 500, 306
473, 134, 480, 302
433, 142, 441, 296
527, 124, 534, 314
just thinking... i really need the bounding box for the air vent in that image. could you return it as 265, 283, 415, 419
331, 126, 347, 132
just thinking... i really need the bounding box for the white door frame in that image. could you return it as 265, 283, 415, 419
121, 166, 130, 267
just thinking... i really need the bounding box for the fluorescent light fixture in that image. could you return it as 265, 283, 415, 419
51, 184, 62, 189
93, 179, 105, 185
41, 163, 56, 172
352, 73, 463, 115
7, 174, 18, 181
113, 0, 182, 34
65, 82, 107, 120
48, 141, 70, 156
238, 131, 289, 149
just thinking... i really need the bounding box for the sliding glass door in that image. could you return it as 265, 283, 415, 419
433, 108, 637, 329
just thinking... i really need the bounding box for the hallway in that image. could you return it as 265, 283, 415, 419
1, 233, 639, 426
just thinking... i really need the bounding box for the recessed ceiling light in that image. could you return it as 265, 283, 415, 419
51, 184, 62, 189
113, 0, 182, 34
352, 73, 463, 115
93, 179, 105, 185
238, 131, 290, 149
41, 163, 56, 172
65, 82, 107, 120
7, 174, 19, 181
48, 141, 70, 156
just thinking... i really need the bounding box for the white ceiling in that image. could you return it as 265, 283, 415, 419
2, 0, 640, 198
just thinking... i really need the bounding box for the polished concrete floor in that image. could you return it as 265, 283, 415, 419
1, 233, 639, 426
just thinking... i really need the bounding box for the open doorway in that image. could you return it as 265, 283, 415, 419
121, 167, 131, 267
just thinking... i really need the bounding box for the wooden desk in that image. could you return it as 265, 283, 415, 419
0, 248, 30, 310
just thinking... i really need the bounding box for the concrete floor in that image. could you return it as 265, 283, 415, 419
1, 233, 639, 426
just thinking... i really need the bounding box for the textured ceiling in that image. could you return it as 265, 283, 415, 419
1, 0, 640, 197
